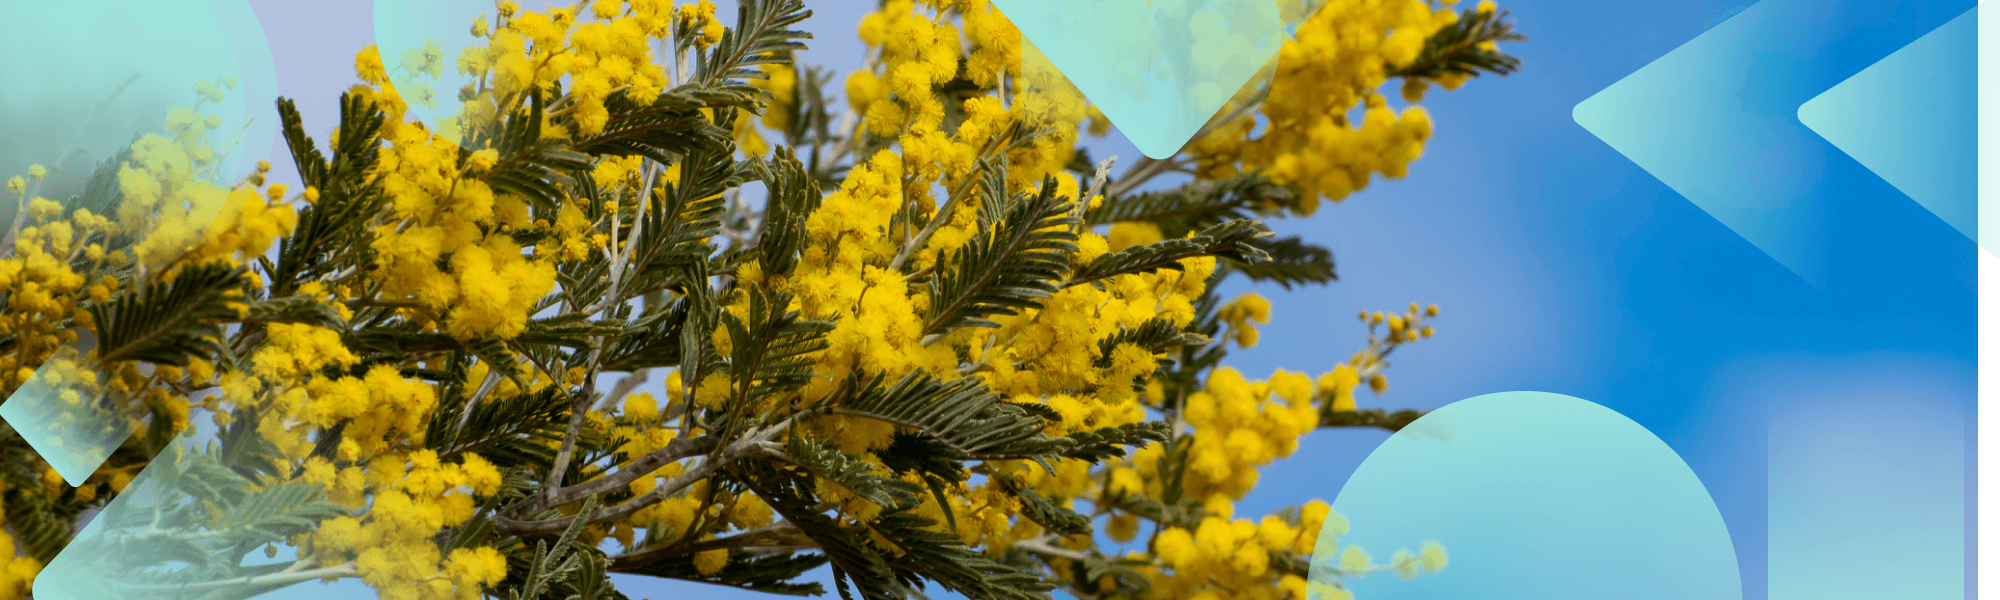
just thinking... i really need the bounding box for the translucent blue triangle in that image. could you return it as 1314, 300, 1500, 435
989, 0, 1287, 159
1571, 0, 1841, 287
1798, 6, 1976, 245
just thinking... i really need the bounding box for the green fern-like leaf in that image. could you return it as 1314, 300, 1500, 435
1064, 218, 1273, 289
830, 371, 1056, 460
1054, 421, 1170, 463
695, 0, 813, 93
780, 434, 924, 510
91, 262, 247, 366
923, 175, 1079, 337
1228, 235, 1337, 290
1093, 318, 1208, 369
752, 146, 823, 277
1389, 6, 1527, 80
1084, 174, 1295, 236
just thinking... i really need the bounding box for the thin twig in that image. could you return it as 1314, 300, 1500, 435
886, 120, 1022, 271
1015, 536, 1090, 561
495, 414, 807, 535
1078, 156, 1117, 227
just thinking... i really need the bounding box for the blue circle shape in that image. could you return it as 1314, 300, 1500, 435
0, 0, 276, 191
1313, 391, 1741, 599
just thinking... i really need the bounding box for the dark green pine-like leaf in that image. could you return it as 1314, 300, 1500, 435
515, 313, 627, 351
1055, 421, 1170, 463
694, 0, 814, 93
429, 377, 570, 466
680, 260, 728, 381
211, 481, 348, 548
1102, 493, 1201, 532
869, 510, 1054, 600
923, 175, 1079, 337
875, 431, 966, 484
3, 491, 77, 564
482, 89, 592, 212
1320, 407, 1428, 433
1153, 434, 1197, 507
719, 288, 832, 416
781, 434, 924, 510
599, 298, 691, 373
1158, 268, 1231, 407
1269, 548, 1313, 577
270, 94, 389, 296
1389, 6, 1527, 80
239, 294, 348, 329
65, 142, 132, 227
1228, 235, 1337, 290
1084, 174, 1296, 236
1093, 318, 1209, 370
557, 550, 626, 600
739, 461, 902, 600
1071, 553, 1154, 596
169, 441, 256, 514
217, 402, 290, 483
496, 497, 604, 600
344, 329, 469, 355
997, 480, 1091, 537
579, 143, 733, 311
1064, 218, 1273, 289
572, 87, 738, 167
830, 371, 1058, 460
90, 261, 247, 366
753, 146, 822, 277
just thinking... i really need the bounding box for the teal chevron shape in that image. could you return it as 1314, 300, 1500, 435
0, 365, 132, 488
989, 0, 1305, 159
1798, 6, 1976, 247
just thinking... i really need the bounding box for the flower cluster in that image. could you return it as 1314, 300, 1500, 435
304, 448, 509, 600
1190, 0, 1468, 208
0, 530, 43, 600
1094, 299, 1442, 599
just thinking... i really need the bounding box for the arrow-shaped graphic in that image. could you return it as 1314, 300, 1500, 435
1574, 0, 1837, 287
1573, 0, 1972, 289
1798, 6, 1977, 249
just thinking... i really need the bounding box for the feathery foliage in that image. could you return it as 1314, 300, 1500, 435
0, 1, 1519, 599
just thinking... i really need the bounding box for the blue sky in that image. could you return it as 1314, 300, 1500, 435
85, 0, 1981, 598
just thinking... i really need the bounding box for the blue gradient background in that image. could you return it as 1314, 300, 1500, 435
1763, 355, 1972, 600
110, 0, 1984, 598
